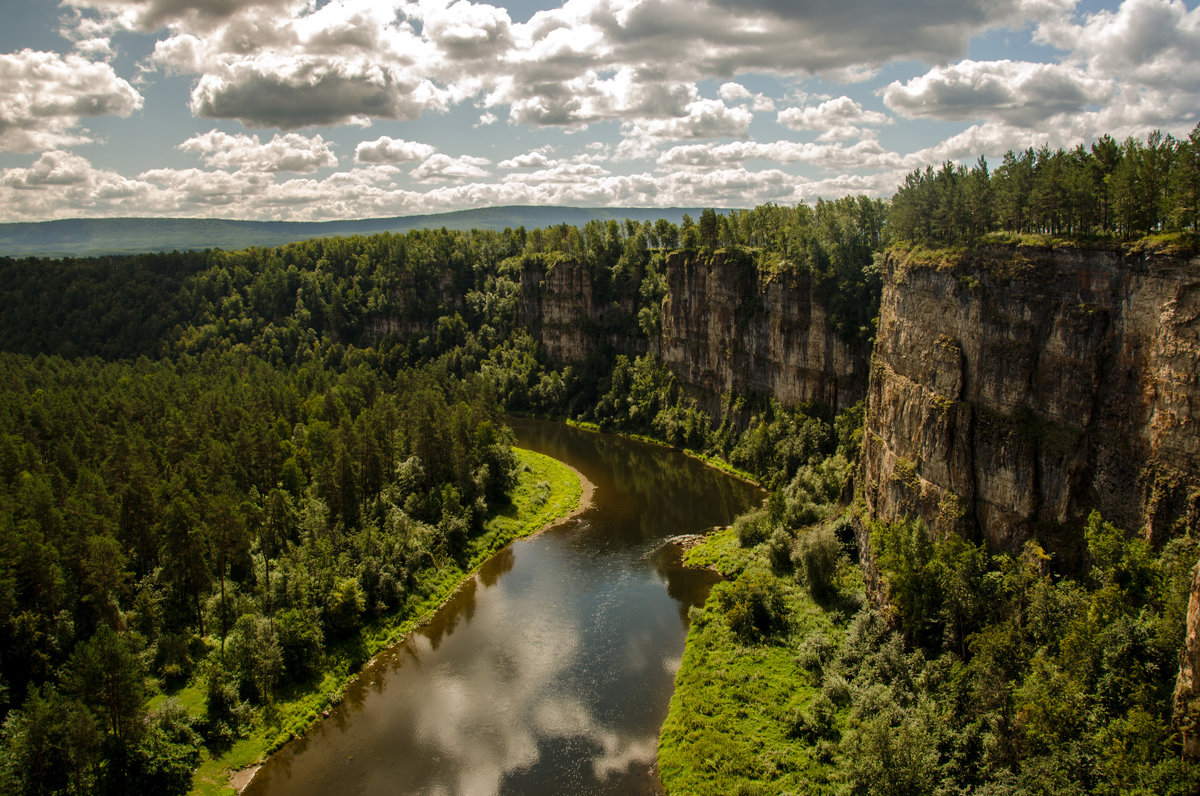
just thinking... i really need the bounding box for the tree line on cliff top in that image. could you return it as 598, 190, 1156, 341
890, 124, 1200, 244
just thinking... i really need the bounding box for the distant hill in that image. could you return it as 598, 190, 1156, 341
0, 206, 729, 258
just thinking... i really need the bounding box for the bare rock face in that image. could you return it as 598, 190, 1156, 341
861, 244, 1200, 556
519, 251, 871, 412
518, 259, 643, 363
1175, 561, 1200, 757
657, 251, 869, 412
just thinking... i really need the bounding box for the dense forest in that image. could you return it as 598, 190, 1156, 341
890, 124, 1200, 244
0, 127, 1197, 794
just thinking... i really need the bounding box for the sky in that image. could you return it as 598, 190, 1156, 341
0, 0, 1197, 222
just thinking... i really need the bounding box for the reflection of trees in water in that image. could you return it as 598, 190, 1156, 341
587, 431, 761, 538
480, 545, 517, 587
654, 542, 721, 625
425, 576, 478, 652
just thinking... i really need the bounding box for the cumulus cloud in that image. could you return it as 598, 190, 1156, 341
0, 49, 143, 152
186, 56, 446, 129
502, 161, 610, 184
881, 59, 1113, 127
178, 129, 337, 172
496, 67, 697, 127
777, 96, 891, 140
1036, 0, 1200, 91
354, 136, 437, 164
498, 147, 555, 169
411, 153, 491, 181
718, 82, 775, 111
61, 0, 301, 34
657, 139, 900, 171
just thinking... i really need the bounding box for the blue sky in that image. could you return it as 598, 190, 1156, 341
0, 0, 1197, 221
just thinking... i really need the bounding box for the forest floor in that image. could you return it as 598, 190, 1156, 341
182, 447, 585, 796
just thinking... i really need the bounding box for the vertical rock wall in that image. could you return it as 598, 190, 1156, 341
861, 244, 1200, 556
657, 251, 869, 413
518, 251, 871, 412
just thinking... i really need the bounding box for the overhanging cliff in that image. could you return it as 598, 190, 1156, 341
861, 243, 1200, 557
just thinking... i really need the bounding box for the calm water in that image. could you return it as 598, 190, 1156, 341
243, 419, 762, 796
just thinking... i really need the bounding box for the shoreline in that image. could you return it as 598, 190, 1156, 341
227, 449, 590, 795
561, 418, 763, 489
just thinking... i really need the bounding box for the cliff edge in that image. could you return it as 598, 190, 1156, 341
861, 243, 1200, 560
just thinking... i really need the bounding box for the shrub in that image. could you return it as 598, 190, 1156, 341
734, 507, 771, 548
720, 570, 790, 643
793, 525, 843, 600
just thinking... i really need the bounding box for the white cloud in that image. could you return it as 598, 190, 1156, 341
777, 96, 891, 140
718, 81, 775, 111
0, 49, 143, 153
496, 66, 697, 127
502, 161, 610, 184
615, 99, 754, 158
411, 152, 492, 181
657, 139, 899, 171
1036, 0, 1200, 91
498, 147, 555, 169
61, 0, 302, 34
185, 55, 448, 129
881, 59, 1113, 127
178, 129, 337, 172
354, 136, 437, 164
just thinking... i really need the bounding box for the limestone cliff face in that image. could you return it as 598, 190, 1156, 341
656, 251, 868, 412
517, 259, 644, 363
519, 251, 870, 412
862, 244, 1200, 555
1174, 561, 1200, 755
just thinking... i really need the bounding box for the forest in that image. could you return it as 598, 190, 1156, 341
0, 126, 1197, 794
890, 124, 1200, 244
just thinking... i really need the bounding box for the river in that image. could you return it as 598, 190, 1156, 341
242, 418, 763, 795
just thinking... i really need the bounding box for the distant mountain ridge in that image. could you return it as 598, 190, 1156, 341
0, 206, 730, 258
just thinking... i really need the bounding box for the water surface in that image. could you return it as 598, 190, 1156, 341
244, 419, 762, 796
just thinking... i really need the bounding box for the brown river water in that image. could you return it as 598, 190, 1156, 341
242, 418, 763, 796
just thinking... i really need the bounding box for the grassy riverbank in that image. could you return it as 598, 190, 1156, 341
657, 526, 863, 795
183, 447, 582, 795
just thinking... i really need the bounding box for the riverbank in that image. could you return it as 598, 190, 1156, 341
184, 447, 586, 796
656, 526, 862, 794
563, 419, 762, 488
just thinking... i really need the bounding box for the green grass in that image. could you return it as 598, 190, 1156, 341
185, 447, 581, 795
660, 527, 861, 795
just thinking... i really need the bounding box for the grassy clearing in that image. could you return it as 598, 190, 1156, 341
184, 447, 581, 795
659, 526, 861, 796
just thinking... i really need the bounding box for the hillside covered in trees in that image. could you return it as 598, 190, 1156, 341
0, 126, 1197, 794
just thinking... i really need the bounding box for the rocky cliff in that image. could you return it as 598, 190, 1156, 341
517, 258, 643, 363
518, 251, 870, 413
657, 250, 869, 413
861, 244, 1200, 558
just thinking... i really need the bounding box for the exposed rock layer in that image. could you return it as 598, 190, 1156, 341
657, 251, 868, 413
518, 252, 870, 413
861, 245, 1200, 557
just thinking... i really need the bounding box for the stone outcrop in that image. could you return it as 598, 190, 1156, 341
1174, 561, 1200, 757
518, 251, 870, 412
657, 251, 868, 413
517, 259, 643, 363
861, 244, 1200, 557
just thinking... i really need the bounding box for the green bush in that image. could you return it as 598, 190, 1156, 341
719, 570, 790, 643
734, 507, 772, 548
793, 525, 843, 600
